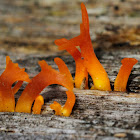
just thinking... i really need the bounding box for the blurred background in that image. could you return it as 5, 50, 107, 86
0, 0, 139, 92
0, 0, 139, 54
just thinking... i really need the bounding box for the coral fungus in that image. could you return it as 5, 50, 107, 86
0, 56, 75, 116
0, 3, 138, 117
114, 58, 138, 91
55, 3, 111, 91
15, 59, 75, 116
55, 38, 88, 89
80, 3, 111, 91
0, 56, 30, 112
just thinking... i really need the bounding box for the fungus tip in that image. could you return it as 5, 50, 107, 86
50, 101, 62, 116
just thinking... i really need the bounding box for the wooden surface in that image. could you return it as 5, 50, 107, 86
0, 0, 140, 139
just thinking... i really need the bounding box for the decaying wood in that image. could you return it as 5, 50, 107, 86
0, 46, 139, 140
0, 0, 140, 139
0, 88, 140, 139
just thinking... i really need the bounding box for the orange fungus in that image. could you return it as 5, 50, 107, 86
79, 3, 111, 91
114, 58, 138, 92
32, 95, 44, 114
0, 56, 30, 112
15, 60, 74, 115
55, 38, 88, 89
12, 81, 23, 95
54, 57, 73, 84
54, 3, 111, 91
50, 90, 75, 117
0, 3, 138, 117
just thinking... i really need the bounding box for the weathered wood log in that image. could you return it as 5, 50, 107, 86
0, 88, 140, 139
0, 45, 139, 139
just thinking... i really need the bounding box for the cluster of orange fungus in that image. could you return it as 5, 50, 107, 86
0, 56, 75, 116
0, 56, 30, 112
114, 58, 138, 92
55, 3, 111, 91
0, 3, 138, 117
55, 3, 138, 92
15, 59, 75, 116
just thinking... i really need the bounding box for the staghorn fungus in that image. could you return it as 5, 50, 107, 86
114, 58, 138, 92
0, 3, 138, 118
55, 38, 88, 89
15, 59, 75, 116
54, 3, 111, 91
77, 3, 111, 91
51, 58, 76, 116
0, 56, 30, 112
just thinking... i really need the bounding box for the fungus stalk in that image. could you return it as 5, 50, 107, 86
114, 58, 138, 91
55, 38, 88, 89
33, 95, 44, 114
79, 3, 111, 91
0, 56, 30, 112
